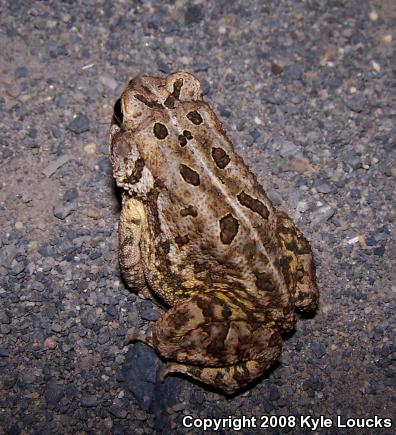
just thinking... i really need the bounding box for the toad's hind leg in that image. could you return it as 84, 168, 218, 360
277, 212, 319, 313
161, 359, 277, 395
118, 196, 152, 300
293, 231, 319, 312
152, 291, 282, 393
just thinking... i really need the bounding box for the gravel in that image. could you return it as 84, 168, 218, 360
67, 114, 91, 134
346, 95, 367, 113
0, 0, 394, 433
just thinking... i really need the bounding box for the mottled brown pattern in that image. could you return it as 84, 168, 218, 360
109, 71, 319, 394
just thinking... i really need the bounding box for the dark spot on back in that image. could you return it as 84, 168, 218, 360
178, 130, 193, 147
175, 235, 189, 247
219, 214, 239, 244
179, 164, 200, 186
183, 130, 193, 139
285, 240, 298, 253
206, 323, 229, 358
212, 147, 230, 169
153, 122, 168, 139
171, 307, 190, 328
193, 261, 207, 274
254, 272, 276, 292
180, 205, 198, 217
221, 304, 232, 319
196, 295, 214, 319
173, 78, 183, 98
164, 78, 184, 108
135, 94, 155, 108
178, 134, 187, 146
279, 256, 293, 287
187, 110, 203, 125
164, 95, 175, 109
237, 191, 269, 219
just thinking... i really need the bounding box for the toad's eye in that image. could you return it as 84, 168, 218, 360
113, 98, 123, 126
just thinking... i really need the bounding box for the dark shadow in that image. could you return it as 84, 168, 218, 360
298, 310, 318, 320
111, 177, 123, 209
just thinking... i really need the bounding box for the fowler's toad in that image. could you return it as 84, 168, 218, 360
109, 72, 319, 394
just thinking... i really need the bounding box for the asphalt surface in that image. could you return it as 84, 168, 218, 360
0, 1, 395, 434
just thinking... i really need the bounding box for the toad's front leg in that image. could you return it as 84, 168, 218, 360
119, 196, 166, 306
119, 196, 147, 292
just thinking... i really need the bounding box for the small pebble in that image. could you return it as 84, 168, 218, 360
84, 142, 97, 154
311, 205, 336, 223
99, 74, 119, 91
81, 396, 98, 407
315, 182, 332, 194
67, 114, 90, 134
368, 10, 378, 21
184, 5, 204, 25
53, 202, 76, 220
44, 336, 58, 350
346, 95, 366, 113
42, 155, 72, 177
15, 221, 24, 230
279, 140, 300, 158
